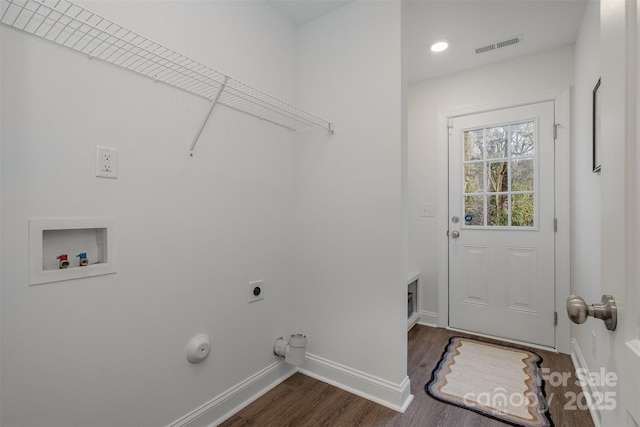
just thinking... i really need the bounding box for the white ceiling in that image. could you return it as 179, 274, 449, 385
268, 0, 588, 84
405, 0, 588, 83
267, 0, 354, 26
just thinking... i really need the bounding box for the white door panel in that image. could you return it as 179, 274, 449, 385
449, 101, 556, 347
598, 2, 640, 425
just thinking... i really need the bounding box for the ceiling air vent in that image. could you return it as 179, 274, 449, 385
475, 34, 522, 55
496, 36, 520, 49
475, 44, 496, 54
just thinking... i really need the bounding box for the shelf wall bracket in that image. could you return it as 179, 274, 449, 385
189, 76, 228, 157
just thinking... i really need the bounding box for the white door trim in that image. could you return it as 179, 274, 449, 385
435, 86, 571, 354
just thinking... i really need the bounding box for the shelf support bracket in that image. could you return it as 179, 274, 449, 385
190, 76, 229, 156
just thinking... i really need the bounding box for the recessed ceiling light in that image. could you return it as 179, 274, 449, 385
430, 40, 449, 53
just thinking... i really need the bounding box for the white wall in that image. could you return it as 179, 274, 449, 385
0, 25, 3, 425
408, 45, 575, 324
1, 0, 410, 424
1, 2, 299, 425
570, 0, 602, 385
294, 0, 410, 407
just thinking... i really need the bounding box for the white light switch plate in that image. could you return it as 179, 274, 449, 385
420, 203, 435, 217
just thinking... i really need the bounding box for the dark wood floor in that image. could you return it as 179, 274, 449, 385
220, 325, 594, 427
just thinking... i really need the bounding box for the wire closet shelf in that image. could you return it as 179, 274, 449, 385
1, 0, 334, 152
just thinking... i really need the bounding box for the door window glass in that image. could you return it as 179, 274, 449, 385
463, 120, 536, 228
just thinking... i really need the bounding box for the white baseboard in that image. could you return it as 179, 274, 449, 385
170, 353, 414, 426
298, 352, 414, 413
418, 310, 438, 327
622, 340, 640, 425
570, 338, 601, 427
168, 361, 296, 427
408, 312, 420, 330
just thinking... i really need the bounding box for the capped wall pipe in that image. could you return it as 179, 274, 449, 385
186, 334, 211, 363
273, 334, 307, 366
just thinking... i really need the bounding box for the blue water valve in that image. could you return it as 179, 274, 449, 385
76, 252, 88, 267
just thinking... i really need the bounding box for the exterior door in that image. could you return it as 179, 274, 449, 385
448, 101, 556, 348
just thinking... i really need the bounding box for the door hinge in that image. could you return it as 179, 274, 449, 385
553, 123, 558, 140
554, 311, 558, 326
554, 218, 558, 232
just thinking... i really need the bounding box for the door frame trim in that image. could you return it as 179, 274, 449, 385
435, 86, 571, 354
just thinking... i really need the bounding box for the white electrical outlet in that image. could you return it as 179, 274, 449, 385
96, 146, 118, 179
248, 280, 264, 303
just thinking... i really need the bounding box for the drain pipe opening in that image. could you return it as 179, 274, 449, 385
274, 334, 307, 366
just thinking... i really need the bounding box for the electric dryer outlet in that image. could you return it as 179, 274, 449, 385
248, 280, 264, 303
